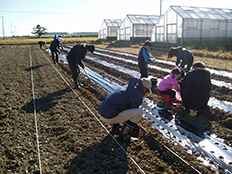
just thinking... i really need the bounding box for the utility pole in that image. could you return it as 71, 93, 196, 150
1, 16, 4, 38
160, 0, 163, 16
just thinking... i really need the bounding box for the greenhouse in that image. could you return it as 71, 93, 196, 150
98, 19, 123, 40
151, 6, 232, 44
117, 14, 160, 42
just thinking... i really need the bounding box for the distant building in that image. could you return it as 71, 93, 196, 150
98, 19, 123, 40
43, 32, 69, 37
117, 14, 160, 42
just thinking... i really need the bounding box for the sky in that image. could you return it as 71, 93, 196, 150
0, 0, 232, 37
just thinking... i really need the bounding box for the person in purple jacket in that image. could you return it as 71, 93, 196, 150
167, 46, 194, 77
158, 67, 181, 106
98, 77, 152, 143
138, 40, 156, 78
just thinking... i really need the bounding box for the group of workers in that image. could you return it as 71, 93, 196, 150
39, 38, 211, 143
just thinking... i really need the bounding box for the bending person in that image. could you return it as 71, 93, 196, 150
167, 46, 194, 77
98, 77, 152, 143
66, 43, 95, 89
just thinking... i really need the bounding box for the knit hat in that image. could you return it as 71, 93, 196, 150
141, 77, 152, 93
87, 45, 95, 53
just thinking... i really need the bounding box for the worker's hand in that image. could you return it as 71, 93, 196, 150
151, 58, 156, 63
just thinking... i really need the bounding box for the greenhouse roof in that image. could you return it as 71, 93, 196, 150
171, 6, 232, 20
103, 19, 123, 27
126, 14, 160, 24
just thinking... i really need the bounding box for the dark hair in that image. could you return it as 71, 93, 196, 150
86, 45, 95, 53
171, 67, 181, 76
144, 40, 152, 47
193, 61, 205, 69
167, 47, 179, 59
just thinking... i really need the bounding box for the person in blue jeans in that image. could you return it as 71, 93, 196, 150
138, 40, 156, 78
167, 46, 194, 77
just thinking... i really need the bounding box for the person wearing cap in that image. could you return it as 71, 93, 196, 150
66, 43, 95, 89
138, 40, 155, 78
98, 77, 152, 143
49, 36, 63, 64
158, 67, 181, 106
180, 61, 211, 114
167, 46, 194, 78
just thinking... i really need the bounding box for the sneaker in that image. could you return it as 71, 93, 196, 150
110, 124, 120, 135
118, 134, 138, 143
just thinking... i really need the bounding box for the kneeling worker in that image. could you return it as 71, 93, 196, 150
98, 77, 152, 143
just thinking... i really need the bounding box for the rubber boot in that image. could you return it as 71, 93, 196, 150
74, 80, 80, 89
118, 121, 138, 143
164, 95, 169, 104
110, 123, 120, 135
168, 98, 177, 107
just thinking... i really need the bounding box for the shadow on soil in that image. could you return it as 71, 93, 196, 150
24, 63, 51, 71
22, 87, 71, 113
67, 134, 129, 174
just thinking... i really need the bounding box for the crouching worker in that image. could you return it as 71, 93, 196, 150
180, 61, 211, 114
98, 77, 152, 143
158, 67, 181, 106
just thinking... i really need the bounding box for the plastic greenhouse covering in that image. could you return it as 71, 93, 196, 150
151, 6, 232, 43
117, 14, 160, 41
98, 19, 123, 39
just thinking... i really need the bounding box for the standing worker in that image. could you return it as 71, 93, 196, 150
49, 37, 63, 64
138, 40, 156, 78
98, 77, 152, 143
66, 43, 95, 89
180, 61, 211, 114
167, 46, 194, 78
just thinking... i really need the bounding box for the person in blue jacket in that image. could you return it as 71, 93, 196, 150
167, 46, 194, 77
138, 40, 155, 78
98, 77, 152, 143
66, 43, 95, 89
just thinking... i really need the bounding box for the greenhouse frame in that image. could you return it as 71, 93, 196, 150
98, 19, 123, 40
151, 6, 232, 44
117, 14, 160, 42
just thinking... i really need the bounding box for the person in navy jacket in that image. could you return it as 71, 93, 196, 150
138, 40, 155, 78
66, 43, 95, 89
98, 77, 152, 143
167, 46, 194, 77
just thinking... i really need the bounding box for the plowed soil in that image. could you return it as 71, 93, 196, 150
0, 41, 231, 174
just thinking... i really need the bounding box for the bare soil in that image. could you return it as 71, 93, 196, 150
0, 41, 231, 174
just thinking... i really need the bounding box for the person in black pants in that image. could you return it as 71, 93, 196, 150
49, 38, 63, 64
38, 41, 46, 49
66, 43, 95, 89
167, 46, 194, 78
138, 40, 153, 78
180, 61, 211, 114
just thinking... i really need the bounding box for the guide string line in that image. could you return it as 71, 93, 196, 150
38, 47, 146, 174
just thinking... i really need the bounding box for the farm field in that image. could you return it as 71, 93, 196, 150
0, 40, 232, 174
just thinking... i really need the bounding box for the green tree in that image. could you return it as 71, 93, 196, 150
32, 24, 47, 38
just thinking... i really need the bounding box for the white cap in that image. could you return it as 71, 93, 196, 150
58, 37, 63, 43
